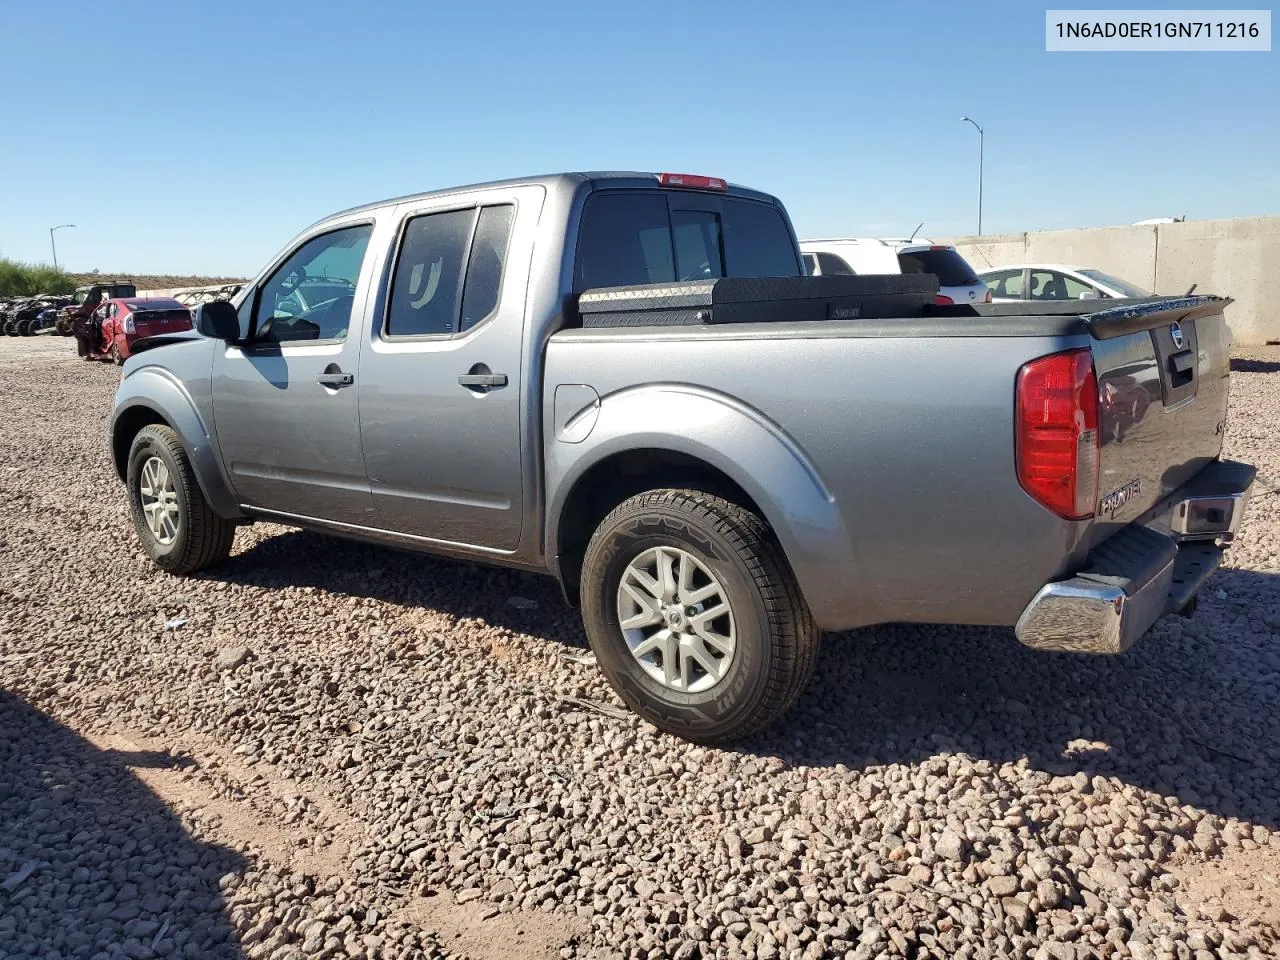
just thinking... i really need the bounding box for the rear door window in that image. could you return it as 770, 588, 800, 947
459, 204, 515, 332
1029, 270, 1095, 300
897, 248, 979, 286
386, 209, 475, 337
984, 269, 1025, 298
386, 203, 517, 337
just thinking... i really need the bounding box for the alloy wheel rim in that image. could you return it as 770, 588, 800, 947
616, 546, 736, 693
139, 456, 179, 545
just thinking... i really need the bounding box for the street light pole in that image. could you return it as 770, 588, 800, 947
50, 224, 76, 270
960, 117, 984, 235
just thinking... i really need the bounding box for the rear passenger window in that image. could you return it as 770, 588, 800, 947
387, 209, 474, 337
387, 204, 516, 337
985, 269, 1024, 298
460, 205, 514, 332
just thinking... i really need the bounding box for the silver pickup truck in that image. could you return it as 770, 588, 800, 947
110, 171, 1255, 742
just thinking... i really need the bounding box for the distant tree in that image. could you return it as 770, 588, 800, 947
0, 259, 76, 296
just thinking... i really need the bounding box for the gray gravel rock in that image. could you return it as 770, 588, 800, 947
1, 338, 1279, 958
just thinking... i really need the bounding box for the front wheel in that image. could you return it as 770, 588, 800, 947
111, 342, 124, 365
126, 424, 236, 574
580, 489, 820, 743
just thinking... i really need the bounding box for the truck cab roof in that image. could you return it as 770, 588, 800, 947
315, 172, 782, 230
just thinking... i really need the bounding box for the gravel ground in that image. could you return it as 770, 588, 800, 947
1, 336, 1279, 960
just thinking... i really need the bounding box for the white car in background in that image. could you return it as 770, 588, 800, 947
799, 238, 991, 306
977, 264, 1152, 303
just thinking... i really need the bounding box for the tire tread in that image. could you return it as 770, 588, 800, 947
585, 488, 820, 742
130, 425, 236, 574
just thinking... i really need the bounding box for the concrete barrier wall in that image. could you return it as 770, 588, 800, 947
940, 216, 1279, 344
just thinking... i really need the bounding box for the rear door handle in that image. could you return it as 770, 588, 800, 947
458, 373, 508, 387
317, 372, 354, 387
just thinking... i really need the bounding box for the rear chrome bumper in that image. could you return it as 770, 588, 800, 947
1016, 459, 1254, 655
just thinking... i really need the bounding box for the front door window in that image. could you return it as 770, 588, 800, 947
252, 225, 373, 343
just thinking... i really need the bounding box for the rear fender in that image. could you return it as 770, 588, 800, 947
110, 368, 243, 519
546, 384, 867, 630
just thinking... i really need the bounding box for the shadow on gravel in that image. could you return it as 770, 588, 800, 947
214, 530, 1280, 831
1230, 357, 1280, 373
0, 691, 246, 959
213, 528, 583, 641
745, 565, 1280, 831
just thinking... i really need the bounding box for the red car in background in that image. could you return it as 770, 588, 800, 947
87, 297, 193, 364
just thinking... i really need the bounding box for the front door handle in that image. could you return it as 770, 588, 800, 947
317, 372, 354, 387
458, 373, 507, 388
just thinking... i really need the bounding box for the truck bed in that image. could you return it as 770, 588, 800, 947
544, 296, 1234, 633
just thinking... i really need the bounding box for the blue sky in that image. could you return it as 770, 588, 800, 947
2, 0, 1276, 275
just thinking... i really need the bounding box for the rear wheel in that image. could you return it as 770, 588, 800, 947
126, 424, 236, 574
580, 489, 820, 743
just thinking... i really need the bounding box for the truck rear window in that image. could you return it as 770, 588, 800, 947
897, 249, 979, 286
574, 191, 800, 291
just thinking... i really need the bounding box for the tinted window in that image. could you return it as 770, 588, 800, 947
802, 254, 817, 275
672, 210, 723, 281
575, 194, 675, 290
721, 198, 800, 277
460, 205, 514, 332
386, 209, 474, 337
575, 192, 801, 292
815, 252, 857, 276
134, 309, 190, 325
254, 224, 372, 343
897, 248, 979, 286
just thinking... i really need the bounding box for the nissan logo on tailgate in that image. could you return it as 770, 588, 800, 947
1170, 321, 1185, 349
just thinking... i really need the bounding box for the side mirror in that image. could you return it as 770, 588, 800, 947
1078, 289, 1100, 300
195, 300, 241, 341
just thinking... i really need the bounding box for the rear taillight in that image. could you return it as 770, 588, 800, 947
1015, 348, 1100, 519
657, 172, 728, 191
935, 294, 954, 306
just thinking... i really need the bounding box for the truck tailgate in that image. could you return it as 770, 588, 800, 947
1088, 297, 1233, 537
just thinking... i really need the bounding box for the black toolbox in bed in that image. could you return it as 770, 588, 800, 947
576, 275, 938, 328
